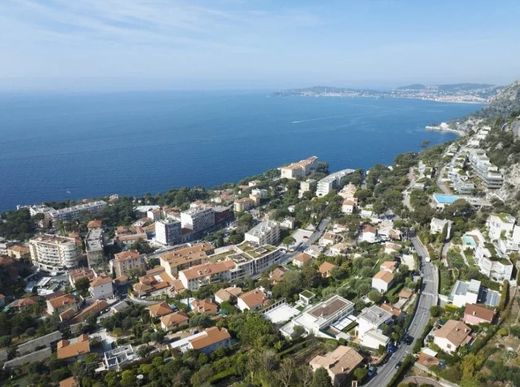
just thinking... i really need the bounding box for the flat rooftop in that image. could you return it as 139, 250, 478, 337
307, 295, 354, 319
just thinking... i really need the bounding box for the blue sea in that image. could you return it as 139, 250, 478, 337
0, 91, 481, 211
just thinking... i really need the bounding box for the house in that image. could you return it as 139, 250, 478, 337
341, 199, 357, 214
170, 327, 231, 354
269, 267, 287, 284
59, 377, 79, 387
380, 260, 397, 273
89, 275, 114, 299
360, 224, 378, 244
356, 305, 392, 349
398, 288, 413, 302
319, 261, 337, 278
70, 299, 109, 324
449, 279, 483, 307
214, 286, 243, 304
133, 266, 174, 297
148, 302, 173, 318
380, 303, 402, 317
372, 270, 395, 293
305, 245, 323, 258
237, 288, 269, 312
433, 320, 472, 354
463, 304, 495, 326
191, 299, 218, 314
281, 295, 355, 338
160, 312, 189, 331
330, 242, 350, 256
361, 328, 390, 350
384, 242, 401, 255
292, 252, 312, 268
430, 218, 452, 238
56, 334, 90, 360
319, 232, 338, 247
68, 267, 95, 287
46, 294, 78, 316
309, 346, 363, 386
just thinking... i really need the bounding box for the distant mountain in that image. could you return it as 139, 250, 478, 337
397, 84, 427, 90
437, 83, 495, 92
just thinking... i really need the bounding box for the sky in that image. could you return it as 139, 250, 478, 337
1, 0, 520, 91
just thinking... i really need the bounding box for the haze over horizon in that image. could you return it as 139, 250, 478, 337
1, 0, 520, 91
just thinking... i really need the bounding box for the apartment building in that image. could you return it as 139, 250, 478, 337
468, 150, 503, 189
316, 169, 355, 197
85, 227, 104, 269
180, 207, 215, 233
178, 242, 283, 290
244, 220, 280, 245
233, 197, 256, 212
30, 201, 107, 224
112, 250, 145, 277
179, 260, 236, 291
159, 242, 214, 277
279, 156, 319, 179
29, 234, 81, 271
155, 219, 181, 246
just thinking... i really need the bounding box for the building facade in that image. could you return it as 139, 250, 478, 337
29, 234, 81, 271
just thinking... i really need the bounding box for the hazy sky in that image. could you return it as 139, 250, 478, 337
1, 0, 520, 91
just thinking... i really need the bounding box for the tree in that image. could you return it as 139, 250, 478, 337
311, 367, 332, 387
75, 277, 90, 297
353, 367, 368, 382
291, 325, 305, 340
189, 313, 213, 328
368, 290, 383, 303
120, 370, 136, 387
282, 236, 296, 247
430, 305, 443, 318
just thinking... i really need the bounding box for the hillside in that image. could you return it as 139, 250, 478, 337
452, 80, 520, 204
479, 80, 520, 118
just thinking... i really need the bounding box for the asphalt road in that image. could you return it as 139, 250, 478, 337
366, 236, 438, 387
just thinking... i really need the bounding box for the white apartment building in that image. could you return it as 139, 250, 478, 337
316, 169, 355, 197
468, 150, 503, 189
29, 234, 81, 271
244, 220, 280, 245
279, 156, 319, 179
474, 244, 513, 282
30, 201, 107, 223
155, 220, 181, 245
180, 207, 215, 233
486, 213, 516, 241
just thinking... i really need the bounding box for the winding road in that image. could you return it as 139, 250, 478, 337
366, 235, 438, 387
